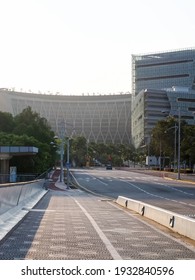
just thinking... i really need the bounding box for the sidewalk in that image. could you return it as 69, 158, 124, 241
49, 169, 69, 191
0, 170, 195, 260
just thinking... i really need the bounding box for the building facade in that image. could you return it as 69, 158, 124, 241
0, 89, 131, 145
131, 48, 195, 147
132, 87, 195, 148
132, 48, 195, 97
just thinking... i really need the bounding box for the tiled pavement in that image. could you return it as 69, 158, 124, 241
0, 172, 195, 260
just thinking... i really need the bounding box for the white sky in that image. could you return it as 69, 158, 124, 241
0, 0, 195, 95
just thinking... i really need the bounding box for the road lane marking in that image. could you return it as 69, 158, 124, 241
156, 183, 194, 196
95, 178, 108, 186
120, 179, 195, 208
76, 175, 108, 186
74, 199, 122, 260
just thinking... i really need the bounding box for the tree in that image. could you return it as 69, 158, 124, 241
13, 106, 54, 144
0, 111, 14, 133
12, 107, 56, 173
150, 116, 176, 159
70, 136, 87, 167
180, 125, 195, 168
69, 137, 135, 167
150, 116, 192, 169
0, 108, 56, 174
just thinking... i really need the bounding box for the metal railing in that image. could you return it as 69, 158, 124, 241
0, 174, 38, 184
0, 168, 53, 184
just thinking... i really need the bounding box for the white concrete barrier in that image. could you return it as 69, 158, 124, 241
116, 196, 195, 241
0, 189, 47, 241
0, 179, 48, 241
0, 179, 45, 215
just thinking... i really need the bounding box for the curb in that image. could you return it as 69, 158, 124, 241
116, 196, 195, 241
71, 172, 111, 199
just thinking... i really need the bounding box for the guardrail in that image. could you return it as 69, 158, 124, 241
116, 196, 195, 241
0, 174, 39, 184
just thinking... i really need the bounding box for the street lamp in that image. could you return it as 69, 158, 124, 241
177, 107, 181, 180
54, 122, 75, 187
161, 109, 181, 179
53, 135, 65, 183
165, 124, 178, 172
66, 137, 70, 189
147, 137, 150, 169
65, 128, 75, 189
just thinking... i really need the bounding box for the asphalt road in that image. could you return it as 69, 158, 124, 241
71, 167, 195, 219
0, 168, 195, 260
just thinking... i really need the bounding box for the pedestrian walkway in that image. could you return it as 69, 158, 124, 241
0, 170, 195, 260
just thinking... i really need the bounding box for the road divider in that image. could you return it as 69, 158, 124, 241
116, 196, 195, 241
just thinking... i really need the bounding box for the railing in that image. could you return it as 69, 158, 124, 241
0, 174, 38, 184
0, 168, 53, 184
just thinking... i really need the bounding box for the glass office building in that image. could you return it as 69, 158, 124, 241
132, 48, 195, 97
132, 48, 195, 148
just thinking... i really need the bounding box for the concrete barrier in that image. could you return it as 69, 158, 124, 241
116, 196, 195, 241
0, 179, 47, 240
0, 180, 44, 215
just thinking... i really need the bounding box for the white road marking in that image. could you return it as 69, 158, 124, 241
74, 199, 122, 260
120, 179, 195, 207
157, 182, 194, 196
95, 178, 108, 186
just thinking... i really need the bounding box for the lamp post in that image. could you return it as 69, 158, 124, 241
65, 128, 75, 189
161, 109, 181, 179
164, 124, 178, 172
66, 137, 70, 189
148, 138, 150, 169
56, 135, 71, 187
60, 139, 65, 183
53, 135, 65, 183
147, 136, 151, 169
174, 123, 177, 173
177, 107, 181, 180
86, 139, 89, 167
159, 137, 162, 171
54, 122, 75, 186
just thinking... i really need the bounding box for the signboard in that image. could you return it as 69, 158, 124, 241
10, 166, 17, 183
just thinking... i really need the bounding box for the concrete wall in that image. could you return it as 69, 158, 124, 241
0, 179, 47, 240
0, 180, 44, 215
116, 196, 195, 241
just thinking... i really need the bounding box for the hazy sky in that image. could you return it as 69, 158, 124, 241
0, 0, 195, 95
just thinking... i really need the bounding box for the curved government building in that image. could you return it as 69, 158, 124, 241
0, 89, 131, 144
